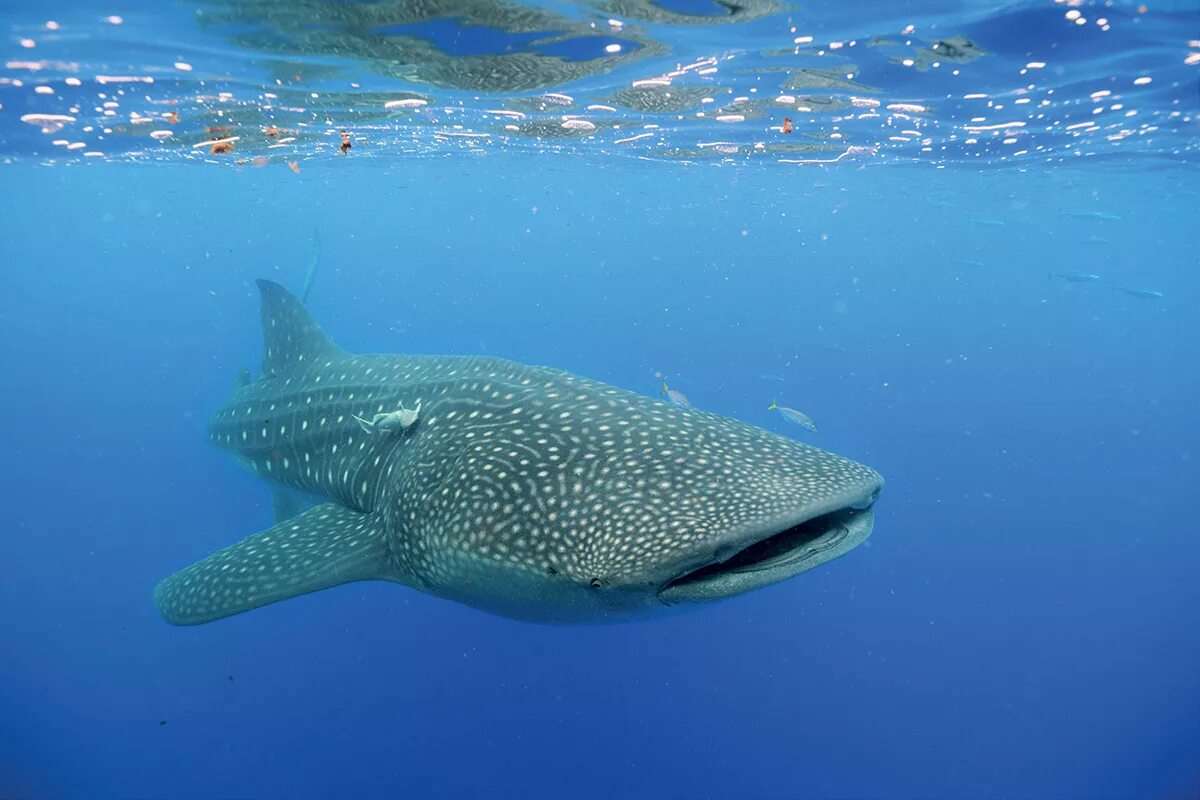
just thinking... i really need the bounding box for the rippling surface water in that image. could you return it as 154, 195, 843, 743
2, 0, 1197, 165
2, 2, 1199, 799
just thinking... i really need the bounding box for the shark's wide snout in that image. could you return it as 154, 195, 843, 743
657, 475, 883, 605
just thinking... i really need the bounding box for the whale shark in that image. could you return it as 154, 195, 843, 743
154, 281, 884, 625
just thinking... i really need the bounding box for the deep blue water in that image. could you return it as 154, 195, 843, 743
2, 0, 1200, 797
2, 161, 1198, 798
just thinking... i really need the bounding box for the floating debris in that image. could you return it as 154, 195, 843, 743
485, 109, 526, 120
19, 113, 75, 133
504, 119, 609, 139
200, 136, 238, 155
384, 97, 428, 110
561, 118, 596, 132
6, 0, 1184, 168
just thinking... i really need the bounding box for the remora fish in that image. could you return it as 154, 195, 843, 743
154, 281, 883, 625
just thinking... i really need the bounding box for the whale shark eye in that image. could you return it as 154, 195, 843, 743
546, 566, 558, 575
589, 577, 603, 588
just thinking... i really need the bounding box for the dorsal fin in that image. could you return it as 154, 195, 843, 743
256, 279, 344, 377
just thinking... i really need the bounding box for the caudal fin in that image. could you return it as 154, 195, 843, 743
154, 503, 389, 625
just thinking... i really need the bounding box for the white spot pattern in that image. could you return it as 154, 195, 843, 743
160, 280, 883, 625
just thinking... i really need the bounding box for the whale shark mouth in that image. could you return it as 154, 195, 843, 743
658, 504, 876, 605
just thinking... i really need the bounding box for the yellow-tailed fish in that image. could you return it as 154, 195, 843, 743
660, 379, 691, 408
769, 398, 818, 432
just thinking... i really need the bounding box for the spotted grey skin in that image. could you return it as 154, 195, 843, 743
154, 280, 883, 625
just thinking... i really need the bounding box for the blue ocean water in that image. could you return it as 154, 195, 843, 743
2, 1, 1199, 798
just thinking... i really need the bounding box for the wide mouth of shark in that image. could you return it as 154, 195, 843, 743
658, 502, 876, 605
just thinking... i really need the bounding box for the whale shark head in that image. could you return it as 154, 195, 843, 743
155, 280, 883, 625
383, 366, 884, 622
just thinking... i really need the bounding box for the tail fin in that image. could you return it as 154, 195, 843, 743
257, 279, 345, 377
768, 398, 779, 410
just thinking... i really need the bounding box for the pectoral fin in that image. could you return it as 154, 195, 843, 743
271, 486, 320, 524
155, 504, 390, 625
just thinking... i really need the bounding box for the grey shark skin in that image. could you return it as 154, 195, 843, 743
154, 281, 883, 625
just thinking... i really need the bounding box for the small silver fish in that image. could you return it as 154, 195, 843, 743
1113, 286, 1164, 299
660, 380, 690, 408
769, 398, 818, 432
759, 372, 786, 382
1049, 270, 1101, 283
1061, 210, 1121, 222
